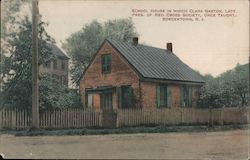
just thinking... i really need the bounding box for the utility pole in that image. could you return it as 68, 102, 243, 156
32, 0, 39, 129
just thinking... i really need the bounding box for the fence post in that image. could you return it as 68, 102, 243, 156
116, 110, 119, 128
209, 106, 213, 127
99, 110, 102, 127
180, 108, 183, 125
219, 107, 224, 125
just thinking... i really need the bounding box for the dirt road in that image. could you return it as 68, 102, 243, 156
0, 129, 249, 159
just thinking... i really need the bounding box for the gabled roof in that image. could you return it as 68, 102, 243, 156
106, 38, 205, 83
49, 44, 70, 60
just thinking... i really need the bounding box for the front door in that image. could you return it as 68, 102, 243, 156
100, 93, 113, 109
100, 92, 116, 128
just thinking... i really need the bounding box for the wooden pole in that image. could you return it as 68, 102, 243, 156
32, 0, 39, 129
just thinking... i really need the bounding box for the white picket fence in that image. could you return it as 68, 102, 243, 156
117, 107, 249, 127
0, 108, 101, 129
0, 107, 249, 129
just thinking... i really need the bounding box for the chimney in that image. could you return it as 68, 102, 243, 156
166, 43, 173, 52
132, 37, 138, 45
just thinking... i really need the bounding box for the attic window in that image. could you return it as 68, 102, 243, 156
102, 54, 111, 74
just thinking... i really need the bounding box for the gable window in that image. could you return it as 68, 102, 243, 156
180, 85, 193, 107
157, 84, 171, 108
101, 54, 111, 73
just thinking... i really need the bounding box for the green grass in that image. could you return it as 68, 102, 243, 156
0, 124, 248, 137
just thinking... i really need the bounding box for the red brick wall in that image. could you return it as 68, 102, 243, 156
140, 81, 157, 108
79, 41, 140, 110
140, 81, 202, 108
171, 85, 181, 107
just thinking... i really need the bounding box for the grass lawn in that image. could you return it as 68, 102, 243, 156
0, 124, 248, 136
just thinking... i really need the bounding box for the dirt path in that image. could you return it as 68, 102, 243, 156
0, 129, 249, 159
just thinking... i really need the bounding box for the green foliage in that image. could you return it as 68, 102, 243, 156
62, 18, 138, 86
198, 63, 249, 107
2, 18, 54, 109
1, 0, 24, 37
2, 17, 81, 110
39, 76, 82, 111
1, 1, 81, 110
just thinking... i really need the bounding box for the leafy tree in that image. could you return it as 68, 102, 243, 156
198, 63, 249, 107
39, 75, 82, 111
1, 18, 83, 110
1, 1, 82, 110
1, 0, 27, 37
2, 17, 54, 109
62, 18, 138, 87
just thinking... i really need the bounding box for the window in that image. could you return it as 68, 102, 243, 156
157, 84, 171, 108
100, 93, 112, 109
101, 54, 111, 73
53, 60, 57, 69
180, 86, 193, 107
61, 61, 66, 70
61, 75, 67, 86
120, 86, 132, 108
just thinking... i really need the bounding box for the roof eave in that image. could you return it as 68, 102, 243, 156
141, 77, 205, 85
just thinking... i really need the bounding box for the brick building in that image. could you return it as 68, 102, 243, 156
40, 44, 69, 87
79, 38, 205, 110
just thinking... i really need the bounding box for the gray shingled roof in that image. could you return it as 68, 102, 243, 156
49, 44, 69, 60
106, 38, 205, 83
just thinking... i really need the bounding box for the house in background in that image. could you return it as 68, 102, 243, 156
79, 37, 205, 110
40, 44, 70, 87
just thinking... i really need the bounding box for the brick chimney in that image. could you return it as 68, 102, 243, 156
166, 43, 172, 52
132, 37, 138, 45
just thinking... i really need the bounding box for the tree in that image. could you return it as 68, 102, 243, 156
1, 1, 82, 110
2, 17, 82, 110
2, 17, 54, 109
198, 63, 249, 107
62, 18, 138, 87
39, 75, 82, 111
1, 0, 27, 37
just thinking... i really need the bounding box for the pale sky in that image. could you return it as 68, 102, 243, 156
39, 0, 249, 77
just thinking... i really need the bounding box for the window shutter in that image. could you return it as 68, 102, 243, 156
101, 56, 105, 72
157, 85, 161, 108
167, 86, 172, 107
100, 94, 103, 109
188, 87, 193, 107
180, 86, 183, 107
128, 87, 132, 107
107, 54, 111, 64
117, 87, 122, 108
104, 56, 108, 71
